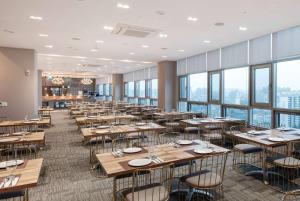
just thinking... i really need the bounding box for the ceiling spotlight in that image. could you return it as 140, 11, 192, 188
103, 26, 114, 31
239, 26, 248, 31
90, 49, 98, 52
203, 40, 211, 44
117, 3, 130, 9
45, 45, 53, 48
96, 40, 104, 43
129, 52, 135, 55
39, 34, 48, 37
29, 16, 43, 20
159, 33, 168, 38
142, 45, 149, 48
77, 64, 82, 66
161, 56, 167, 58
178, 49, 185, 52
187, 16, 198, 22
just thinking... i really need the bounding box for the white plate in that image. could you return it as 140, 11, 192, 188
0, 160, 24, 169
97, 126, 110, 129
12, 132, 29, 136
194, 148, 213, 154
0, 137, 19, 142
177, 140, 193, 145
247, 131, 265, 135
136, 123, 147, 126
30, 118, 40, 121
87, 116, 97, 119
268, 137, 285, 142
276, 127, 294, 131
123, 147, 142, 153
128, 158, 152, 167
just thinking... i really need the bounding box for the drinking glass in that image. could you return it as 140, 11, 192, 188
24, 115, 28, 122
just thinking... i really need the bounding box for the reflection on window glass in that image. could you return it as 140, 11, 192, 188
151, 79, 158, 99
210, 73, 220, 101
278, 113, 300, 129
178, 101, 187, 112
275, 60, 300, 110
208, 104, 221, 118
189, 73, 207, 102
128, 82, 134, 97
251, 109, 271, 128
225, 108, 248, 121
99, 84, 104, 95
179, 77, 187, 99
136, 80, 145, 97
190, 104, 207, 114
224, 67, 249, 105
254, 67, 269, 103
151, 99, 158, 106
105, 84, 110, 96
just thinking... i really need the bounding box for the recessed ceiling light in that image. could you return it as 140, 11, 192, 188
103, 26, 114, 31
239, 26, 248, 31
117, 3, 130, 9
77, 64, 82, 66
90, 49, 98, 52
142, 45, 149, 48
39, 34, 48, 37
96, 40, 104, 43
141, 61, 152, 64
214, 22, 224, 26
29, 16, 43, 20
159, 33, 168, 38
45, 45, 53, 48
187, 16, 198, 22
161, 56, 167, 58
129, 52, 135, 55
203, 40, 211, 44
178, 49, 185, 52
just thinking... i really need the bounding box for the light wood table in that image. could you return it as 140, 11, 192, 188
0, 131, 45, 146
0, 119, 51, 129
0, 158, 43, 200
75, 115, 137, 128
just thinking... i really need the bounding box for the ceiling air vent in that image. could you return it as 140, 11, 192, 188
81, 64, 103, 68
112, 23, 159, 38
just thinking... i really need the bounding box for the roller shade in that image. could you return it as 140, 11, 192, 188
186, 53, 206, 74
221, 41, 248, 69
123, 72, 134, 82
207, 49, 220, 71
177, 58, 187, 75
272, 25, 300, 60
133, 69, 146, 81
249, 34, 271, 65
149, 66, 157, 79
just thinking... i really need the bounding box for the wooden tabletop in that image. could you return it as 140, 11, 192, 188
75, 114, 136, 124
0, 132, 45, 145
0, 119, 51, 127
181, 117, 245, 126
233, 129, 300, 147
82, 123, 165, 139
154, 111, 193, 117
96, 142, 229, 177
42, 95, 83, 102
38, 108, 54, 112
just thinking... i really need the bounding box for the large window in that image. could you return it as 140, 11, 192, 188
151, 79, 158, 99
99, 84, 104, 96
178, 101, 187, 112
104, 84, 111, 96
190, 104, 207, 114
225, 107, 248, 121
277, 113, 300, 129
128, 82, 134, 97
124, 82, 128, 97
251, 109, 271, 128
189, 73, 207, 102
252, 65, 270, 105
136, 80, 145, 97
224, 67, 249, 105
275, 60, 300, 110
210, 72, 220, 101
208, 104, 221, 118
179, 76, 187, 99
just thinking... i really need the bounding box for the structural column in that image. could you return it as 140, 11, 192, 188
112, 74, 123, 101
157, 61, 177, 111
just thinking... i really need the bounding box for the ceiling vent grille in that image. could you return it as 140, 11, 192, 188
82, 64, 103, 68
112, 23, 159, 38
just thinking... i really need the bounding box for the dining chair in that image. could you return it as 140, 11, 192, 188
201, 122, 224, 145
179, 151, 228, 201
121, 164, 174, 201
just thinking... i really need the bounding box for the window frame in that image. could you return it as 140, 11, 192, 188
208, 70, 221, 104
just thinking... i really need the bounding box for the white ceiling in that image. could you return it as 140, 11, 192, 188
1, 0, 300, 77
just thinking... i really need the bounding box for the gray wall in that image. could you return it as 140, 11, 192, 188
0, 47, 38, 120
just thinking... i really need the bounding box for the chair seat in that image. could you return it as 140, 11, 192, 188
182, 172, 222, 188
234, 144, 263, 154
202, 133, 222, 140
184, 127, 198, 132
124, 185, 168, 201
274, 157, 300, 167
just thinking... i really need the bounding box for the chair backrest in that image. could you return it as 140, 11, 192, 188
192, 152, 228, 188
126, 164, 174, 201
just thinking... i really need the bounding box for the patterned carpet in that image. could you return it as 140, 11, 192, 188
29, 111, 283, 201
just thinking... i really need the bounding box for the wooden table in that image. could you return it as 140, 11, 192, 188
232, 128, 300, 184
0, 132, 45, 146
0, 158, 43, 199
75, 115, 137, 127
96, 142, 229, 200
0, 119, 51, 128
